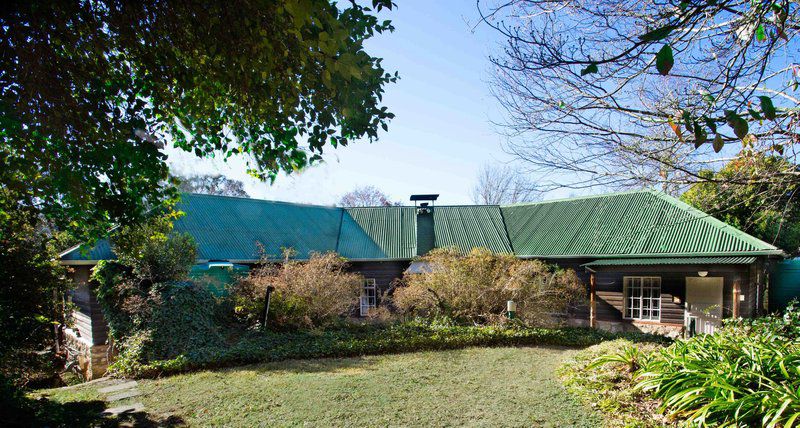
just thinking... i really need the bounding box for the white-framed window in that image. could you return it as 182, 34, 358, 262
360, 278, 377, 316
623, 276, 661, 321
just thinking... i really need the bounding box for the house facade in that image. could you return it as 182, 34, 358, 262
60, 190, 784, 378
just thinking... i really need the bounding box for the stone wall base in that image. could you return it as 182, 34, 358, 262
595, 320, 684, 339
63, 329, 109, 380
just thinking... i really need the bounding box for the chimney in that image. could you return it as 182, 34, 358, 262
410, 194, 439, 256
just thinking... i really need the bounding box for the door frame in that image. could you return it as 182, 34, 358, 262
684, 276, 724, 336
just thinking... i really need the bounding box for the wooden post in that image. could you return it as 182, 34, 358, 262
589, 273, 596, 329
732, 282, 740, 318
260, 285, 275, 330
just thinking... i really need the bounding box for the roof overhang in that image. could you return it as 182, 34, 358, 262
582, 256, 758, 272
518, 250, 784, 260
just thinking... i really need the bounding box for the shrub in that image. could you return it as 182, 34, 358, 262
0, 195, 70, 389
91, 213, 226, 370
577, 306, 800, 427
108, 320, 666, 378
635, 325, 800, 427
393, 247, 585, 325
231, 251, 363, 329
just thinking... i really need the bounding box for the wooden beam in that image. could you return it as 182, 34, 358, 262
590, 273, 596, 329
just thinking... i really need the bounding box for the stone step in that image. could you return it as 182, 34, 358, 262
107, 389, 142, 401
98, 380, 138, 394
102, 402, 144, 416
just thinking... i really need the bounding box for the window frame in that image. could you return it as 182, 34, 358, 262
622, 276, 662, 322
360, 278, 377, 317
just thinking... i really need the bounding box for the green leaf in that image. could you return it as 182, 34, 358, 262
639, 26, 675, 42
748, 108, 762, 121
724, 110, 749, 140
755, 24, 766, 42
580, 63, 599, 76
655, 44, 674, 76
682, 111, 693, 132
712, 134, 724, 153
703, 116, 717, 133
693, 122, 707, 148
759, 96, 776, 120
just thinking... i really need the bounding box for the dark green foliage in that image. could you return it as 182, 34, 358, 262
681, 153, 800, 255
655, 44, 673, 75
111, 319, 667, 378
1, 0, 397, 243
91, 214, 219, 368
0, 194, 70, 388
583, 305, 800, 426
110, 283, 228, 376
637, 323, 800, 426
110, 214, 197, 285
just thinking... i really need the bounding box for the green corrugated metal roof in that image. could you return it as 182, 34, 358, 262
175, 194, 343, 260
60, 190, 782, 264
502, 190, 781, 258
433, 206, 513, 253
582, 257, 757, 267
59, 239, 114, 261
339, 207, 417, 259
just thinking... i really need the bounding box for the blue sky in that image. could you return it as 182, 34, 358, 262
168, 1, 515, 206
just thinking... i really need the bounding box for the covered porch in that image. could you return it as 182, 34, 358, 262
582, 257, 769, 337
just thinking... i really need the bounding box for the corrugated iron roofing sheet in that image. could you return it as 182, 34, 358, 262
432, 206, 513, 254
582, 256, 757, 267
174, 194, 342, 260
339, 207, 417, 259
60, 190, 782, 263
502, 190, 780, 258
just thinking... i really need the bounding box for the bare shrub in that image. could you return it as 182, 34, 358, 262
232, 251, 363, 329
393, 247, 585, 326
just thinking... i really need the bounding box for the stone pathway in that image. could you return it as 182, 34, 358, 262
94, 378, 145, 417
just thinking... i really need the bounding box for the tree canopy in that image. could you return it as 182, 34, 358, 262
338, 185, 400, 206
682, 153, 800, 254
176, 174, 250, 198
471, 163, 539, 205
1, 0, 397, 240
482, 0, 798, 196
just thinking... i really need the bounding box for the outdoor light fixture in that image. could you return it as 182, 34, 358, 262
507, 300, 517, 319
208, 261, 234, 269
697, 271, 708, 277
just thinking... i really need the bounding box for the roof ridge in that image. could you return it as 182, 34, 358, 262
501, 189, 653, 207
182, 193, 339, 209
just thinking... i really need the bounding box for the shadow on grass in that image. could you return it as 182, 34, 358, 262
236, 354, 379, 375
3, 395, 186, 428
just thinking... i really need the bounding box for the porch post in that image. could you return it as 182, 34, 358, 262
589, 273, 596, 328
732, 282, 740, 318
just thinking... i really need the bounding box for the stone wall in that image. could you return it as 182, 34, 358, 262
63, 328, 110, 380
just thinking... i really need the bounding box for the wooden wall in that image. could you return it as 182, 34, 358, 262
68, 265, 108, 346
589, 265, 751, 325
543, 259, 758, 326
348, 260, 410, 300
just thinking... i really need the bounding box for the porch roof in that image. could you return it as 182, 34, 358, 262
581, 256, 757, 268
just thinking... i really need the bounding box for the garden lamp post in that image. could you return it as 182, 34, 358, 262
507, 300, 516, 319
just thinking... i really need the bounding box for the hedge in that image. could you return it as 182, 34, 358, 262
112, 319, 668, 378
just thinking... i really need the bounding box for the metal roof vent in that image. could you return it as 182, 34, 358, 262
410, 194, 439, 208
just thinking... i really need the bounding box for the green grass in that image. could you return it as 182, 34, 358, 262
40, 346, 599, 427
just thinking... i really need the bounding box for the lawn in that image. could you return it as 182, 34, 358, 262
37, 346, 599, 427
